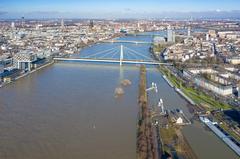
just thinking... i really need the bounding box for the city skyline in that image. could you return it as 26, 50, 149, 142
1, 0, 240, 19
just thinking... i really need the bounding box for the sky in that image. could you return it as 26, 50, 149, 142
1, 0, 240, 19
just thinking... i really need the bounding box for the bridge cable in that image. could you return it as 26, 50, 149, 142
125, 47, 152, 60
98, 49, 119, 59
83, 46, 119, 58
123, 46, 153, 61
84, 47, 118, 58
124, 49, 139, 60
110, 50, 120, 59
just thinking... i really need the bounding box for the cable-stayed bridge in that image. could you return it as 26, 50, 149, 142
102, 39, 153, 45
126, 33, 164, 37
54, 45, 172, 66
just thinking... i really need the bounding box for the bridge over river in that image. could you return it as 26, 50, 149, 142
54, 45, 172, 66
101, 39, 153, 45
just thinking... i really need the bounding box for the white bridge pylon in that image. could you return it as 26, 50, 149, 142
120, 45, 123, 66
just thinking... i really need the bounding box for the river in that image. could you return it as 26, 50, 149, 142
0, 31, 238, 159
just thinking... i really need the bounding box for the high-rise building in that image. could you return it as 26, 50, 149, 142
61, 19, 64, 29
13, 51, 37, 71
11, 22, 15, 29
172, 31, 176, 43
206, 33, 210, 41
90, 20, 94, 28
188, 26, 191, 37
137, 22, 140, 28
36, 24, 40, 30
21, 16, 25, 28
167, 25, 175, 43
167, 25, 172, 42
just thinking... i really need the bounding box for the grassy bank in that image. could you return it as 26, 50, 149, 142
158, 66, 231, 110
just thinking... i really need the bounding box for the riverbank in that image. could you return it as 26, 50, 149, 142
157, 65, 231, 110
158, 115, 198, 159
16, 61, 54, 80
1, 60, 54, 88
138, 65, 197, 159
160, 75, 197, 106
137, 65, 158, 159
200, 116, 240, 157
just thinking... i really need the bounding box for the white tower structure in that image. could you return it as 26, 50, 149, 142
137, 22, 140, 29
11, 22, 15, 29
61, 19, 64, 29
120, 45, 123, 66
167, 25, 175, 43
188, 26, 191, 37
206, 33, 210, 41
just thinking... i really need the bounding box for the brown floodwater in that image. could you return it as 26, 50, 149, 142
0, 34, 238, 159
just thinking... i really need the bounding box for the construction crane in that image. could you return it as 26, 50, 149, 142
146, 82, 158, 93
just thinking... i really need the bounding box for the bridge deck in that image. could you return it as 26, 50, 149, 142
102, 40, 152, 44
54, 58, 172, 66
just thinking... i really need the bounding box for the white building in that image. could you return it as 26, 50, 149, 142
176, 117, 183, 124
188, 26, 191, 37
226, 56, 240, 65
167, 25, 175, 43
183, 68, 233, 96
13, 51, 37, 71
194, 77, 233, 96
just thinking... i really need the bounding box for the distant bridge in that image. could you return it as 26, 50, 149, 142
102, 40, 153, 45
126, 33, 164, 37
126, 33, 190, 39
